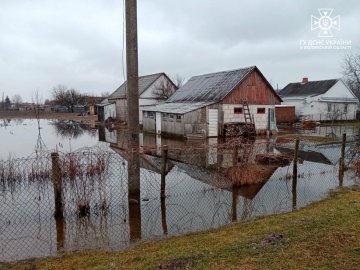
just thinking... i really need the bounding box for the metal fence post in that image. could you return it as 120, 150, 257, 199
161, 145, 168, 199
51, 152, 64, 219
292, 139, 299, 209
339, 133, 346, 185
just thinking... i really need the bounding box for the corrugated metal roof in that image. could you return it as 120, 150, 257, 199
167, 66, 255, 103
279, 79, 339, 98
142, 102, 213, 114
108, 73, 163, 99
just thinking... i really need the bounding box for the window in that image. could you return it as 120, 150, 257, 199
148, 112, 155, 118
162, 113, 167, 121
176, 115, 182, 122
144, 111, 148, 118
169, 114, 174, 121
344, 104, 348, 113
257, 108, 265, 114
234, 107, 243, 114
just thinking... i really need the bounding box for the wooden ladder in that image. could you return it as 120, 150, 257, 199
243, 102, 253, 124
242, 102, 256, 137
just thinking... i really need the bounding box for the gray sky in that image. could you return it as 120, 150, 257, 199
0, 0, 359, 102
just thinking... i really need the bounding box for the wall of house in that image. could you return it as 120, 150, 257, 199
300, 100, 357, 121
222, 69, 281, 105
142, 111, 156, 132
221, 104, 276, 131
280, 98, 305, 117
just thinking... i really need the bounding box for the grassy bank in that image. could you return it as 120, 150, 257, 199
2, 187, 360, 270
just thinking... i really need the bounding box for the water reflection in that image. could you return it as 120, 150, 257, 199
52, 120, 97, 139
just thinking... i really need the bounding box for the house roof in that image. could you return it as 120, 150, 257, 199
108, 73, 164, 99
167, 66, 258, 103
279, 79, 339, 98
142, 102, 213, 114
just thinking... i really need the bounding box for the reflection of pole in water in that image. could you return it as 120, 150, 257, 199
292, 176, 297, 210
240, 198, 252, 221
128, 193, 142, 242
56, 219, 66, 252
231, 188, 238, 222
161, 197, 168, 235
292, 139, 299, 210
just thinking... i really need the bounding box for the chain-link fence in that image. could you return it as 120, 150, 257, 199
0, 135, 359, 262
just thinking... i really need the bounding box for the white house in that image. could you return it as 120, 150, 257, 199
107, 73, 177, 124
279, 77, 359, 121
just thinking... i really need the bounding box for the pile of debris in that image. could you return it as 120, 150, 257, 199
255, 153, 291, 166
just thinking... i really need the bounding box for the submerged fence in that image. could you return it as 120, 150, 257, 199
0, 135, 359, 262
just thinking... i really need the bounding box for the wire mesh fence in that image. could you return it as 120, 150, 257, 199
0, 135, 359, 262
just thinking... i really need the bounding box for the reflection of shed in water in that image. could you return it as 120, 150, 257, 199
276, 142, 355, 165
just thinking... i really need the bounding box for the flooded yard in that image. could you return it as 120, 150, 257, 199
0, 120, 359, 262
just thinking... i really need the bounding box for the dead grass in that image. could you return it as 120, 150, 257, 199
3, 187, 359, 270
225, 164, 278, 186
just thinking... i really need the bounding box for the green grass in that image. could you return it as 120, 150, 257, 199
2, 187, 360, 270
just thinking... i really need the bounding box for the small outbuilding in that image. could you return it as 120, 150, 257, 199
142, 66, 282, 138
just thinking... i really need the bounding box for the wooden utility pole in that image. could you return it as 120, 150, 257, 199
125, 0, 140, 195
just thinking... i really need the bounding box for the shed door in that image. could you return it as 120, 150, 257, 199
208, 109, 218, 137
156, 112, 162, 134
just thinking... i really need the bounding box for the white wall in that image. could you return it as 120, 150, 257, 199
104, 104, 116, 120
281, 98, 305, 117
222, 104, 276, 131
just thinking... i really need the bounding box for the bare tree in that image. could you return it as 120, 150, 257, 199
152, 75, 184, 101
12, 94, 23, 109
52, 85, 85, 112
342, 53, 360, 99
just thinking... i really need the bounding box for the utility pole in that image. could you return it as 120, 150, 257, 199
125, 0, 140, 195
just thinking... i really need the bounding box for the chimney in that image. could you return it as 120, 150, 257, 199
302, 77, 309, 84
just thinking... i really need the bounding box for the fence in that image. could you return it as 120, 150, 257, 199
0, 135, 359, 262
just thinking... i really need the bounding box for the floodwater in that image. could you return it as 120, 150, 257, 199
0, 119, 100, 158
0, 120, 359, 262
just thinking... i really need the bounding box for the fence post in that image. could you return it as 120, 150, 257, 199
161, 145, 168, 199
339, 133, 346, 185
292, 138, 299, 210
51, 152, 64, 219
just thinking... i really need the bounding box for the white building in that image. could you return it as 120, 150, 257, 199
107, 73, 177, 124
279, 78, 359, 121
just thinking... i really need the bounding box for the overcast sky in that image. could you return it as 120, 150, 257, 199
1, 0, 359, 101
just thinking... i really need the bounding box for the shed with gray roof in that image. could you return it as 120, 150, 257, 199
143, 66, 282, 138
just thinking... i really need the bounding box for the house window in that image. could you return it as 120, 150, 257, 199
144, 111, 148, 118
176, 115, 182, 122
257, 108, 266, 114
162, 113, 167, 121
148, 112, 155, 119
234, 107, 243, 114
344, 104, 348, 113
169, 114, 174, 121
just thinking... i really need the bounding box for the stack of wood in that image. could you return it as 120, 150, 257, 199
225, 123, 256, 137
255, 153, 291, 166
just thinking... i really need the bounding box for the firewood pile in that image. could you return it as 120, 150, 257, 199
225, 123, 255, 137
255, 153, 291, 166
